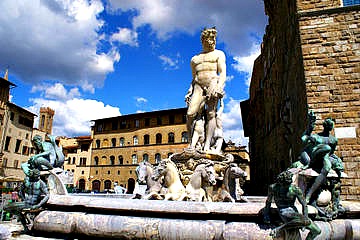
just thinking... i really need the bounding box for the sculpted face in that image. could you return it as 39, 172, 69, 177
202, 35, 216, 52
32, 135, 42, 149
201, 28, 217, 52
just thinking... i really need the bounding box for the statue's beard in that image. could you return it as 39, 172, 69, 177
203, 43, 215, 52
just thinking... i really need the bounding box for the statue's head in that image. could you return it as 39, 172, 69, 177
276, 171, 293, 185
32, 135, 43, 146
323, 118, 334, 131
201, 27, 217, 52
29, 168, 40, 180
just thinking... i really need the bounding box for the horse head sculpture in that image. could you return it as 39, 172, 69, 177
152, 159, 186, 201
223, 163, 247, 200
136, 161, 163, 199
185, 160, 217, 201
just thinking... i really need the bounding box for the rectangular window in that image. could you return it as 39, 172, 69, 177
96, 123, 103, 132
81, 144, 89, 152
4, 136, 11, 151
182, 114, 187, 124
120, 120, 126, 129
15, 139, 21, 153
22, 146, 29, 155
18, 116, 33, 128
80, 157, 87, 166
145, 118, 150, 127
112, 121, 118, 130
169, 115, 175, 124
13, 160, 19, 168
343, 0, 360, 6
157, 116, 162, 125
135, 119, 140, 128
2, 158, 7, 167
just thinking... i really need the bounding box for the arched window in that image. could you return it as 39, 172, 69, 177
94, 156, 99, 165
40, 115, 45, 128
143, 154, 149, 162
144, 134, 150, 145
118, 155, 123, 165
104, 180, 112, 190
156, 133, 162, 144
110, 155, 115, 165
181, 132, 188, 143
96, 140, 100, 148
111, 138, 116, 147
119, 137, 125, 146
168, 132, 175, 143
132, 154, 138, 164
72, 157, 76, 164
155, 153, 161, 164
133, 136, 138, 146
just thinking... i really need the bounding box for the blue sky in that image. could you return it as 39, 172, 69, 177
0, 0, 267, 146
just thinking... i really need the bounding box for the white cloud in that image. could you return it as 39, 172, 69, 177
136, 97, 148, 103
32, 83, 81, 100
107, 0, 267, 55
110, 28, 139, 47
31, 83, 81, 100
232, 43, 261, 87
28, 97, 121, 137
222, 98, 248, 147
0, 0, 119, 91
159, 54, 180, 70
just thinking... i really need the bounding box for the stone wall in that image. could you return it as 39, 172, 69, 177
298, 6, 360, 200
244, 0, 359, 198
245, 0, 308, 195
297, 0, 342, 12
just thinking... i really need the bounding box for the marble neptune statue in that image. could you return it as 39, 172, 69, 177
185, 27, 226, 154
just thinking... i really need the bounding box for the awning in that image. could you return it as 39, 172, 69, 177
0, 175, 23, 182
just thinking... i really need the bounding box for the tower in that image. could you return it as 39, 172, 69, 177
38, 107, 55, 134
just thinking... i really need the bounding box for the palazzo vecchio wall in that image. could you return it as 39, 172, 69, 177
242, 0, 360, 199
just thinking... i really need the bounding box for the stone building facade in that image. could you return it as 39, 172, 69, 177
0, 75, 36, 187
61, 136, 92, 191
89, 108, 188, 192
242, 0, 359, 199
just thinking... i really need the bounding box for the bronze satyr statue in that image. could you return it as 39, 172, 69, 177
4, 168, 49, 232
263, 171, 321, 240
